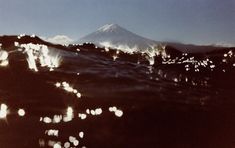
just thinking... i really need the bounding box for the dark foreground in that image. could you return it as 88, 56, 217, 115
0, 35, 235, 148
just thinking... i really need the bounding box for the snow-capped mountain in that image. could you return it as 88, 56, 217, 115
77, 23, 233, 53
78, 24, 159, 52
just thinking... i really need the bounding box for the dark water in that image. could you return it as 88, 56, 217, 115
0, 35, 235, 148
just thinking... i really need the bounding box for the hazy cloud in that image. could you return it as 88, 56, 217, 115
42, 35, 74, 45
213, 42, 235, 48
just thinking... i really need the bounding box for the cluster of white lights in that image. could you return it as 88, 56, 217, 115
63, 106, 74, 122
0, 104, 26, 119
40, 115, 62, 124
78, 108, 103, 120
40, 107, 74, 124
78, 113, 87, 120
109, 106, 123, 117
224, 50, 233, 58
86, 108, 103, 116
68, 136, 79, 147
162, 54, 217, 72
55, 82, 81, 98
223, 50, 235, 69
160, 50, 235, 73
18, 43, 61, 72
17, 34, 26, 39
156, 68, 209, 86
57, 135, 83, 148
45, 129, 59, 137
40, 137, 87, 148
40, 106, 124, 124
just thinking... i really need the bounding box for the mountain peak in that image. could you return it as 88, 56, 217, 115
97, 24, 121, 32
78, 23, 158, 52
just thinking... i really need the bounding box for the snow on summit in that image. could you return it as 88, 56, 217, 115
97, 24, 120, 32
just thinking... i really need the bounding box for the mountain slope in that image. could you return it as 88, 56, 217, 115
78, 24, 158, 52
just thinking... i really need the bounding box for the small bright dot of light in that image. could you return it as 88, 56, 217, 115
115, 110, 123, 117
18, 109, 25, 117
73, 140, 79, 146
64, 142, 70, 148
76, 92, 81, 98
79, 132, 84, 138
55, 82, 61, 88
53, 143, 61, 148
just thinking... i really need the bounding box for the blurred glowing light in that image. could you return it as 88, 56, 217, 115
0, 60, 9, 67
43, 117, 52, 123
67, 107, 73, 116
86, 109, 90, 114
0, 50, 9, 67
73, 89, 78, 93
69, 136, 76, 143
73, 140, 79, 146
63, 107, 74, 122
95, 108, 102, 115
53, 143, 62, 148
55, 82, 61, 88
109, 106, 117, 112
56, 81, 82, 98
76, 92, 81, 98
79, 132, 84, 138
53, 115, 62, 123
78, 113, 87, 120
0, 50, 8, 61
64, 142, 70, 148
45, 129, 59, 137
18, 109, 25, 117
0, 103, 8, 118
112, 55, 118, 61
109, 106, 123, 117
91, 110, 96, 115
115, 110, 123, 117
20, 43, 61, 72
39, 139, 46, 147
